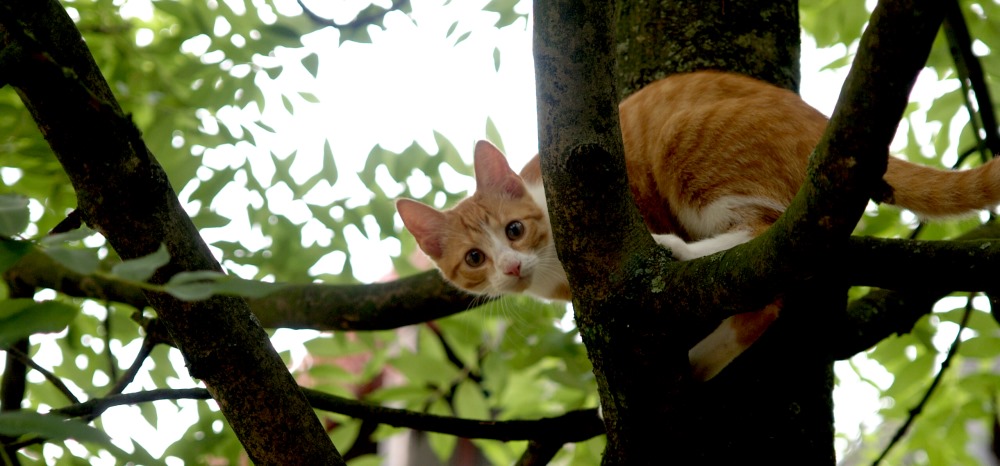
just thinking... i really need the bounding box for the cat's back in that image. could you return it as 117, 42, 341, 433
620, 71, 828, 237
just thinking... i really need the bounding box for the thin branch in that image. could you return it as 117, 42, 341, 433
304, 388, 603, 442
1, 280, 34, 413
1, 345, 79, 405
102, 303, 118, 383
104, 336, 157, 398
49, 387, 605, 444
872, 293, 975, 465
51, 388, 210, 419
942, 0, 1000, 159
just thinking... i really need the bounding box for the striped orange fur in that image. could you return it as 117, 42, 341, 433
397, 70, 1000, 380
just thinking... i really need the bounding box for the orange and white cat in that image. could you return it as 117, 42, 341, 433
396, 70, 1000, 380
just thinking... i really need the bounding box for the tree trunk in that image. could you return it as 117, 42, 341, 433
537, 0, 944, 462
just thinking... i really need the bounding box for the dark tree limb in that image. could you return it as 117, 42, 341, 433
0, 2, 343, 463
48, 387, 604, 444
845, 233, 1000, 292
0, 279, 34, 413
2, 345, 79, 405
942, 0, 1000, 159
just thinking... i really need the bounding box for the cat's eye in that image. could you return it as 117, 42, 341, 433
465, 249, 486, 267
505, 221, 524, 240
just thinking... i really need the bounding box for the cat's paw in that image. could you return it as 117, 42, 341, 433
653, 230, 754, 261
652, 234, 696, 260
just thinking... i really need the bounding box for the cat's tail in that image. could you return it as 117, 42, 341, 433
884, 156, 1000, 218
688, 303, 780, 381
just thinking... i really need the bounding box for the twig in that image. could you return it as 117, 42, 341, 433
104, 336, 157, 398
942, 0, 1000, 159
1, 345, 79, 405
872, 293, 975, 465
102, 302, 118, 383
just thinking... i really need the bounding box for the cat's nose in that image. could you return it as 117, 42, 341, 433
504, 262, 521, 277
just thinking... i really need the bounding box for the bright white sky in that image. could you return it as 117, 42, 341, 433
23, 0, 986, 464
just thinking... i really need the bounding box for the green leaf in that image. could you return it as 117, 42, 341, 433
166, 270, 226, 285
39, 227, 97, 246
0, 299, 78, 347
164, 271, 284, 300
0, 194, 30, 237
0, 411, 109, 443
299, 91, 320, 103
0, 239, 32, 274
112, 244, 170, 283
493, 46, 501, 71
321, 140, 338, 185
958, 336, 1000, 359
453, 31, 472, 46
427, 400, 457, 463
484, 0, 527, 28
0, 411, 162, 465
453, 380, 490, 420
301, 52, 319, 78
43, 246, 100, 275
485, 118, 505, 153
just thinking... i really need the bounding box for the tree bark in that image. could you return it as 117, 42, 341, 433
536, 0, 948, 463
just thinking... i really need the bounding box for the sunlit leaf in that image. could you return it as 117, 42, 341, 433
454, 380, 490, 420
957, 336, 1000, 358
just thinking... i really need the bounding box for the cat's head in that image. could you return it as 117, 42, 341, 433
396, 141, 569, 300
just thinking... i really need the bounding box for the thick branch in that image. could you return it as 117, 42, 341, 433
0, 2, 342, 463
833, 222, 1000, 358
846, 234, 1000, 292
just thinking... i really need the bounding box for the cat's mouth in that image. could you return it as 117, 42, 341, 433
504, 273, 532, 293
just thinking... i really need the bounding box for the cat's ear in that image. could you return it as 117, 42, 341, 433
396, 199, 446, 258
474, 140, 526, 198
